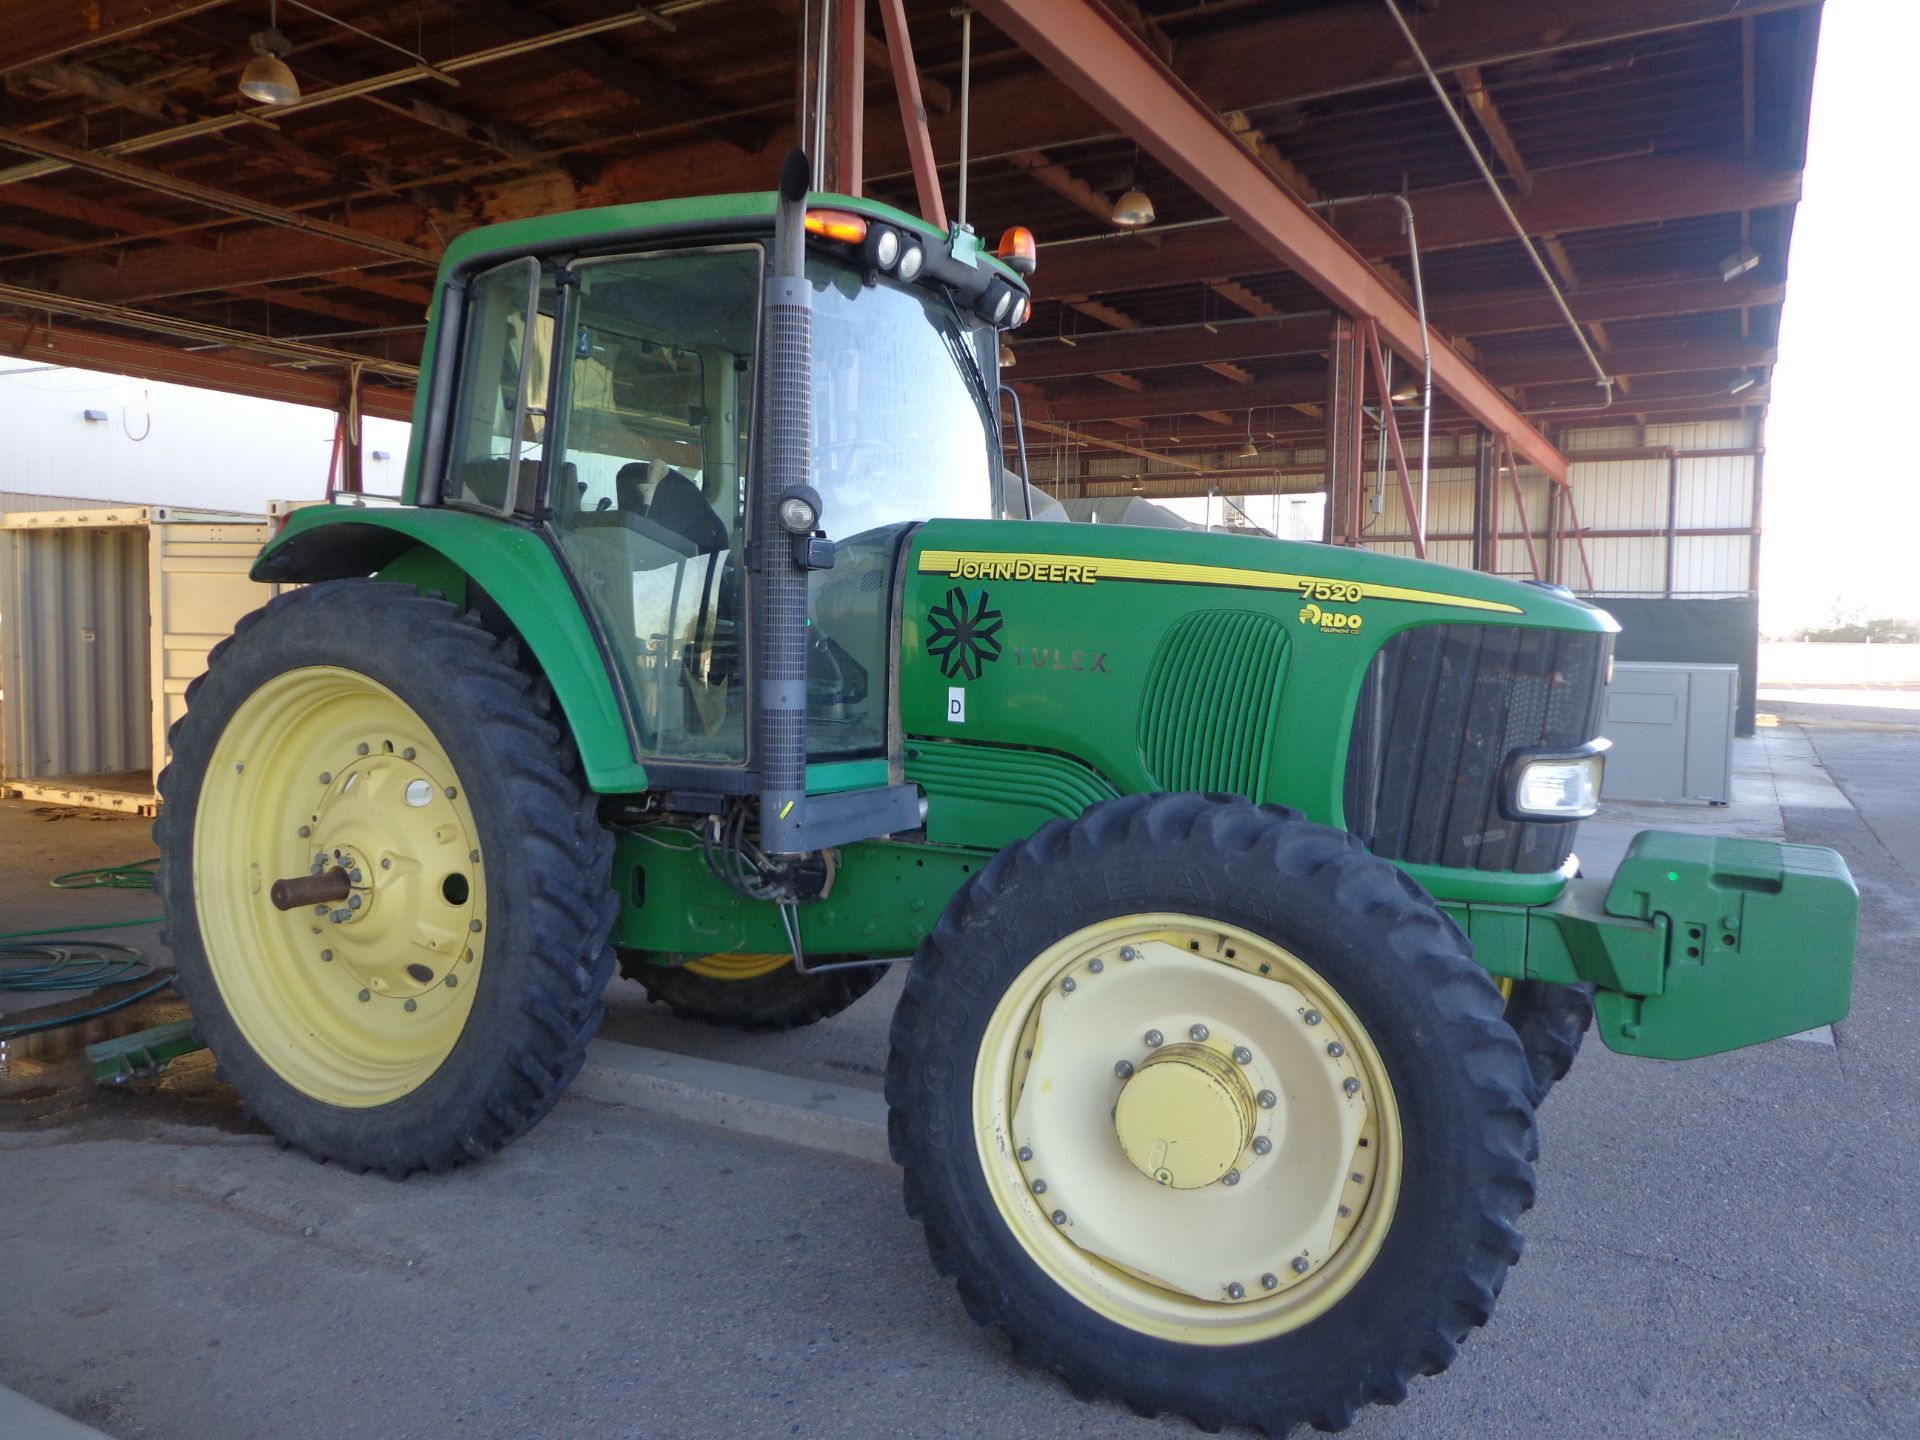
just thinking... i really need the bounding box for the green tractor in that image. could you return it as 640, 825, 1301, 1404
155, 156, 1857, 1434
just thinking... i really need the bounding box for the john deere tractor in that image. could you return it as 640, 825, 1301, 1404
155, 157, 1857, 1434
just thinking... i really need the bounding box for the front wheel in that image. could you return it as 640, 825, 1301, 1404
886, 793, 1537, 1434
618, 949, 884, 1031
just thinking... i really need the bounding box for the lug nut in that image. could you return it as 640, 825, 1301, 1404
320, 950, 333, 963
1303, 1010, 1322, 1026
330, 908, 351, 923
1017, 1146, 1034, 1162
1061, 978, 1077, 995
1051, 1210, 1067, 1226
1227, 1282, 1245, 1300
1189, 1023, 1210, 1042
380, 859, 391, 870
1343, 1078, 1360, 1097
469, 920, 482, 933
347, 895, 363, 911
357, 990, 371, 1003
1119, 945, 1137, 962
469, 849, 480, 863
1145, 1029, 1164, 1049
1031, 1180, 1047, 1195
1252, 1136, 1272, 1156
1114, 1060, 1134, 1079
348, 869, 364, 884
1261, 1273, 1279, 1291
318, 772, 332, 784
1222, 1169, 1240, 1186
1291, 1256, 1310, 1275
402, 747, 416, 761
403, 999, 417, 1013
444, 975, 458, 988
1326, 1041, 1345, 1058
1257, 1090, 1277, 1109
1232, 1046, 1253, 1065
1088, 958, 1104, 974
298, 825, 311, 838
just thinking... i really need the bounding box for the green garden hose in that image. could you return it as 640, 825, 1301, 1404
0, 858, 169, 1040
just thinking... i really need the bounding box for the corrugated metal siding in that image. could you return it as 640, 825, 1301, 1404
1, 522, 151, 783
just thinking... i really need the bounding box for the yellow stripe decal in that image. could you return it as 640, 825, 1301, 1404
916, 550, 1525, 614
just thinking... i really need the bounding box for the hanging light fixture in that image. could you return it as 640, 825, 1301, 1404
998, 339, 1016, 368
1110, 184, 1155, 228
1236, 409, 1259, 461
240, 1, 300, 106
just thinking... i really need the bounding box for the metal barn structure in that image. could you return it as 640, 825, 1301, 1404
0, 0, 1815, 605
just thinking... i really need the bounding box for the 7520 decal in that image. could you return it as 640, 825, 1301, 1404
1297, 578, 1363, 604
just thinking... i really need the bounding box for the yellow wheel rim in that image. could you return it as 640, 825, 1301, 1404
683, 951, 791, 981
193, 666, 486, 1108
972, 914, 1402, 1344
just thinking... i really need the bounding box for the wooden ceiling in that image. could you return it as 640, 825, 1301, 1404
0, 0, 1821, 477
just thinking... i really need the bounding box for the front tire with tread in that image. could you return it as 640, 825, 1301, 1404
886, 792, 1538, 1435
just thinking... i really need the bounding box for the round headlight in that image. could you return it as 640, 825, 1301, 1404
778, 493, 819, 534
992, 287, 1013, 323
871, 227, 901, 270
1009, 294, 1031, 328
897, 243, 925, 281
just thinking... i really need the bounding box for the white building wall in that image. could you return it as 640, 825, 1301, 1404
0, 364, 413, 514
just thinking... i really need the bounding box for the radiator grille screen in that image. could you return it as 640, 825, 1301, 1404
1343, 624, 1611, 873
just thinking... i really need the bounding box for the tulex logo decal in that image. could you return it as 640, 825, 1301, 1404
926, 586, 1005, 680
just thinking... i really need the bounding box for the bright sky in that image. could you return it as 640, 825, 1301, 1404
1759, 1, 1920, 632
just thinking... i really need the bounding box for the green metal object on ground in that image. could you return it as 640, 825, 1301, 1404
88, 1019, 205, 1086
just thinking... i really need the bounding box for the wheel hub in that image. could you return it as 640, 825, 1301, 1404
990, 923, 1392, 1317
1113, 1042, 1255, 1188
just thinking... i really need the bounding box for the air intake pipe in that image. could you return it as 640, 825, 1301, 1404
754, 150, 816, 855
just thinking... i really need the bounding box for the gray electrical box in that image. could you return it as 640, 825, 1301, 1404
1600, 661, 1738, 804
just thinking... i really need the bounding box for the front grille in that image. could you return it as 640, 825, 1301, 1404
1343, 624, 1611, 873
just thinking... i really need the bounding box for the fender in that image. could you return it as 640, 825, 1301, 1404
252, 505, 648, 792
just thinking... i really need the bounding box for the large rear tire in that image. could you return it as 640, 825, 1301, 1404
618, 949, 884, 1031
886, 793, 1536, 1434
155, 580, 617, 1177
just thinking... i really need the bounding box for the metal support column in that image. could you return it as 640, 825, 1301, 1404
1472, 429, 1498, 573
824, 0, 864, 194
1325, 313, 1364, 546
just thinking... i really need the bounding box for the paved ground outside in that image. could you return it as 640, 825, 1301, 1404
2, 698, 1915, 1439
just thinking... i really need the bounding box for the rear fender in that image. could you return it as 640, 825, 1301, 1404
252, 506, 647, 792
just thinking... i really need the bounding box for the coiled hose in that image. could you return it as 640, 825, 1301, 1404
0, 859, 169, 1040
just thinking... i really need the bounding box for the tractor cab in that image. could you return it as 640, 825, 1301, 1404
415, 190, 1031, 828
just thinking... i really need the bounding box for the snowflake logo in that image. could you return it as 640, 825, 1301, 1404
925, 586, 1004, 681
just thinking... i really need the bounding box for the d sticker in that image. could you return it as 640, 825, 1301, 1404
947, 687, 966, 723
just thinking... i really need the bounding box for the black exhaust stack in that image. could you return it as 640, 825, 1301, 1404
753, 151, 930, 858
754, 149, 815, 856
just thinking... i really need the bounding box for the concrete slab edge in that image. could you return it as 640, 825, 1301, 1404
569, 1039, 891, 1166
0, 1383, 117, 1440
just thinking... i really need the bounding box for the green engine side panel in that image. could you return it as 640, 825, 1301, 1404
899, 518, 1609, 841
253, 505, 648, 793
612, 833, 989, 956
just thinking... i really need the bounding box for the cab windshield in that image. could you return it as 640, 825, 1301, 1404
806, 256, 998, 534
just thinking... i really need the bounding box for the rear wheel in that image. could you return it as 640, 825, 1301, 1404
887, 793, 1536, 1434
155, 580, 617, 1177
619, 949, 884, 1031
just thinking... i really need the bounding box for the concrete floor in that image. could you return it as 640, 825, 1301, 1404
2, 700, 1916, 1440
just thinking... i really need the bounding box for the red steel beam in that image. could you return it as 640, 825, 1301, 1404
1359, 317, 1426, 558
973, 0, 1568, 484
0, 316, 415, 420
874, 0, 946, 231
826, 0, 865, 195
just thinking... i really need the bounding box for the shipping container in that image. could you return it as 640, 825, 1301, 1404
0, 505, 274, 814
